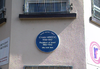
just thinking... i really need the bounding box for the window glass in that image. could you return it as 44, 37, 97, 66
38, 66, 48, 69
61, 2, 66, 11
46, 3, 54, 12
33, 3, 38, 12
25, 67, 32, 69
94, 0, 100, 8
29, 3, 35, 13
94, 10, 100, 19
54, 2, 61, 12
56, 66, 64, 69
92, 0, 100, 20
29, 3, 45, 13
49, 66, 54, 69
0, 0, 3, 9
0, 0, 5, 18
0, 14, 3, 18
24, 0, 70, 13
38, 3, 45, 12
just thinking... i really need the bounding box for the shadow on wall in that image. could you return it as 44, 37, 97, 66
10, 18, 75, 65
9, 0, 84, 68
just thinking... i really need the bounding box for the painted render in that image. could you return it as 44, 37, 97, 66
0, 0, 86, 69
84, 0, 100, 69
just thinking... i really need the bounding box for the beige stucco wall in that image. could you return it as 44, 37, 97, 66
0, 0, 11, 40
0, 0, 12, 69
2, 0, 85, 69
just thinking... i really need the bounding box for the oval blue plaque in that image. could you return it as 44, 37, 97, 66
36, 30, 59, 52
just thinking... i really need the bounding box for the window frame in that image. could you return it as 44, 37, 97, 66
92, 0, 100, 20
24, 0, 70, 14
19, 0, 76, 19
0, 0, 6, 25
0, 0, 6, 18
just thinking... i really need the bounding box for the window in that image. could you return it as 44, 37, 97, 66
0, 0, 6, 24
0, 0, 5, 19
92, 0, 100, 20
19, 0, 76, 19
24, 0, 70, 14
24, 66, 72, 69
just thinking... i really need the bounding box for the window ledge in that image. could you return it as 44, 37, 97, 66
0, 18, 6, 25
90, 17, 100, 25
19, 12, 76, 19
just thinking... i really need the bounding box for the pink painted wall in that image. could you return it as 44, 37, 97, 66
1, 0, 85, 69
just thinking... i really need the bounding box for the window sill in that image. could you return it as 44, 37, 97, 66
90, 17, 100, 25
0, 18, 6, 25
19, 12, 76, 19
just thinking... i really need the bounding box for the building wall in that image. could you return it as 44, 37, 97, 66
0, 0, 12, 68
0, 0, 11, 40
84, 0, 100, 69
0, 65, 9, 69
0, 0, 85, 69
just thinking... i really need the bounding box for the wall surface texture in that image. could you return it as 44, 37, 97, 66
0, 0, 12, 69
84, 0, 100, 69
2, 0, 85, 69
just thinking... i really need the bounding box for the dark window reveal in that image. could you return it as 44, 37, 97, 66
24, 66, 72, 69
0, 0, 5, 18
0, 0, 6, 24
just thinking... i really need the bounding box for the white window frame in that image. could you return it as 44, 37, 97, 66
92, 0, 100, 20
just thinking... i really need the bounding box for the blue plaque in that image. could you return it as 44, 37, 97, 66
36, 30, 59, 52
